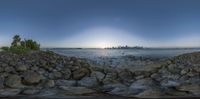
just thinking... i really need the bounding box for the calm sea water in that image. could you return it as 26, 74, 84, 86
46, 48, 200, 59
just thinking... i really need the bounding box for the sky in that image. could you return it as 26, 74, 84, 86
0, 0, 200, 48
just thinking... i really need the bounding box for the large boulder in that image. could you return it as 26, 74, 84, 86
78, 77, 98, 87
23, 71, 43, 85
61, 68, 71, 79
129, 78, 156, 94
44, 80, 55, 88
72, 68, 90, 80
49, 71, 62, 79
5, 75, 23, 88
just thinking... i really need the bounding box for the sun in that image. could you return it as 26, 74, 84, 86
97, 42, 112, 48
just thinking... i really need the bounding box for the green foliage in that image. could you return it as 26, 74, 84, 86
45, 50, 55, 56
9, 46, 31, 54
24, 39, 40, 50
1, 46, 9, 51
2, 35, 40, 54
11, 35, 21, 47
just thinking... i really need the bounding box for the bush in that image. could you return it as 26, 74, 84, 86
2, 35, 41, 54
1, 46, 10, 51
24, 39, 40, 50
45, 50, 55, 56
9, 46, 31, 54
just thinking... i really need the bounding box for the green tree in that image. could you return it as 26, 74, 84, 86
24, 39, 40, 50
11, 35, 21, 47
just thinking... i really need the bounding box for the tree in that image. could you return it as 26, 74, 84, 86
24, 39, 40, 50
11, 35, 21, 47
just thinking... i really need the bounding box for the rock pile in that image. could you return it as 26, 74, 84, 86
0, 51, 199, 98
0, 51, 94, 97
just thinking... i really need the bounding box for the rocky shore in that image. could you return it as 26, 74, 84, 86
0, 51, 199, 98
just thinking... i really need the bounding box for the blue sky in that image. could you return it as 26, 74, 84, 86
0, 0, 200, 48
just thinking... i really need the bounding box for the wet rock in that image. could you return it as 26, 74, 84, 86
5, 75, 23, 88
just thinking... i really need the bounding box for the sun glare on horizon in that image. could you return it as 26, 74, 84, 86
60, 27, 142, 48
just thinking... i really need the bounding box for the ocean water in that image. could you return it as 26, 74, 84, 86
47, 48, 200, 59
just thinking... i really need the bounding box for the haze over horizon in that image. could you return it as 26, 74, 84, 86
0, 0, 200, 48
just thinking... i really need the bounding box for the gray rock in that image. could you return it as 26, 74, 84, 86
129, 78, 155, 94
72, 68, 90, 80
78, 77, 98, 87
135, 75, 145, 80
91, 71, 105, 81
22, 88, 40, 95
23, 71, 43, 85
45, 80, 55, 88
0, 67, 4, 73
59, 86, 96, 95
49, 72, 62, 79
181, 69, 189, 75
4, 66, 15, 73
16, 65, 27, 72
0, 77, 4, 89
61, 68, 71, 79
0, 89, 21, 97
108, 87, 129, 96
176, 84, 200, 95
135, 89, 163, 98
56, 80, 76, 86
5, 74, 23, 88
161, 80, 180, 87
118, 69, 133, 81
102, 83, 127, 92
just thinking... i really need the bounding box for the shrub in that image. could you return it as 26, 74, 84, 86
2, 35, 41, 54
24, 39, 40, 50
9, 46, 31, 54
1, 46, 10, 51
45, 50, 55, 56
